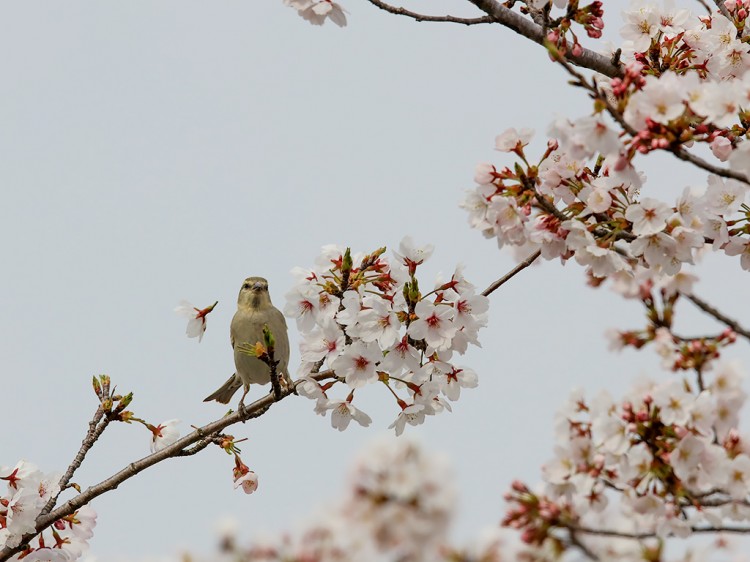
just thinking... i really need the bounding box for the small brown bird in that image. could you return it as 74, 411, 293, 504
204, 277, 290, 406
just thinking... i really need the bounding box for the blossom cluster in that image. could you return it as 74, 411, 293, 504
461, 0, 750, 280
0, 461, 96, 561
462, 122, 749, 280
612, 3, 750, 174
503, 361, 750, 558
285, 239, 488, 434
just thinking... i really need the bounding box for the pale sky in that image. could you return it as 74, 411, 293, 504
2, 0, 749, 559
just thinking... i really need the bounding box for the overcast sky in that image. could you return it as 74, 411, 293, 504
2, 0, 749, 559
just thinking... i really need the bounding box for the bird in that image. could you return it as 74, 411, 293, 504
203, 277, 290, 407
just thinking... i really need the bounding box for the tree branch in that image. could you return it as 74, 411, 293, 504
40, 406, 110, 517
685, 293, 750, 342
465, 0, 622, 78
571, 523, 750, 538
694, 0, 713, 14
712, 0, 732, 19
481, 249, 541, 296
568, 529, 600, 562
364, 0, 495, 25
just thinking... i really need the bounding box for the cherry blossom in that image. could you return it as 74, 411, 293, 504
174, 300, 217, 343
284, 0, 347, 27
388, 403, 426, 436
148, 419, 181, 453
285, 241, 487, 434
0, 462, 97, 559
326, 400, 373, 431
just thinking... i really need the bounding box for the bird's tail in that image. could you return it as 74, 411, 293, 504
203, 373, 243, 404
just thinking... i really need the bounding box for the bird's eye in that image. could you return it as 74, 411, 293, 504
243, 283, 251, 289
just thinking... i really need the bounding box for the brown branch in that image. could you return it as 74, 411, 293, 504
568, 529, 600, 561
175, 435, 225, 457
481, 249, 541, 296
0, 372, 332, 562
571, 524, 750, 539
713, 0, 732, 19
686, 293, 750, 341
364, 0, 495, 25
40, 406, 110, 516
366, 0, 746, 184
670, 146, 750, 186
466, 0, 622, 78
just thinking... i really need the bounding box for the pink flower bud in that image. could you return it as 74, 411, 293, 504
710, 136, 733, 162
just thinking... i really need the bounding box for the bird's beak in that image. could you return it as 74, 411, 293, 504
252, 282, 264, 291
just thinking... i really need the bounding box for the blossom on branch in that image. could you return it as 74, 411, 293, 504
285, 241, 488, 434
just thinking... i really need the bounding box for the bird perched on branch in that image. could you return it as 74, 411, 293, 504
203, 277, 290, 407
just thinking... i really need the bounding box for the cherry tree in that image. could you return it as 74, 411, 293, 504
3, 0, 750, 561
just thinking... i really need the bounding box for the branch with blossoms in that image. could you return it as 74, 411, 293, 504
285, 239, 489, 433
1, 238, 498, 561
494, 260, 750, 560
550, 49, 750, 185
0, 367, 339, 562
281, 0, 750, 274
461, 117, 750, 277
502, 355, 750, 560
281, 0, 620, 76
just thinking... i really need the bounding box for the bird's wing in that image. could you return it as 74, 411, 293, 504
269, 308, 291, 375
230, 310, 240, 350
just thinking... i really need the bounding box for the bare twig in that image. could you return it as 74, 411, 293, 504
669, 146, 749, 185
686, 293, 750, 341
568, 529, 600, 561
694, 0, 713, 14
481, 250, 542, 296
571, 524, 750, 539
40, 406, 110, 516
365, 0, 494, 25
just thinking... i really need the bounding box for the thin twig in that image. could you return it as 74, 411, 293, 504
568, 529, 600, 561
481, 250, 541, 296
694, 0, 712, 14
40, 406, 110, 516
686, 293, 750, 341
713, 0, 732, 19
670, 146, 750, 185
570, 524, 750, 539
365, 0, 494, 25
